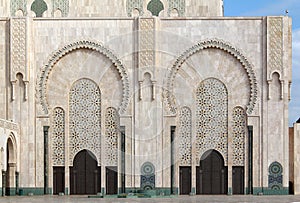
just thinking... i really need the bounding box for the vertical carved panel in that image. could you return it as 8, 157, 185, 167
69, 79, 101, 165
268, 17, 283, 78
52, 107, 65, 166
139, 18, 155, 69
10, 18, 27, 81
168, 0, 185, 16
105, 107, 119, 166
11, 0, 27, 16
232, 107, 246, 166
52, 0, 69, 17
195, 78, 228, 165
178, 107, 192, 166
127, 0, 144, 17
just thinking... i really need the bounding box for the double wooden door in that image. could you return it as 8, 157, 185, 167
70, 150, 101, 194
197, 150, 227, 194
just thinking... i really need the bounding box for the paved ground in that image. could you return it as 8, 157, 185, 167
1, 195, 300, 203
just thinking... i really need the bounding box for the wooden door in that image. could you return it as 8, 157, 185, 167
106, 166, 118, 195
70, 150, 101, 194
198, 150, 227, 194
232, 166, 244, 194
53, 167, 65, 194
180, 166, 191, 195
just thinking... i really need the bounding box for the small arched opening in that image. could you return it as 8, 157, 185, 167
6, 137, 17, 196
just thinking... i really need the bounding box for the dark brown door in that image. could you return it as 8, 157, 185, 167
180, 166, 191, 195
232, 166, 244, 194
70, 150, 101, 194
106, 166, 118, 195
197, 150, 227, 194
53, 167, 65, 194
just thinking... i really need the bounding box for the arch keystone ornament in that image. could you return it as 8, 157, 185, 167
37, 40, 130, 115
164, 39, 258, 115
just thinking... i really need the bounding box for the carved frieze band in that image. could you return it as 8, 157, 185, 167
0, 119, 19, 132
139, 18, 155, 69
37, 40, 130, 115
164, 39, 258, 115
52, 0, 69, 17
11, 0, 27, 16
168, 0, 185, 16
267, 17, 283, 80
127, 0, 144, 17
10, 18, 27, 81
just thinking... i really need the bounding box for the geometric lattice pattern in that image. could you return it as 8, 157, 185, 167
168, 0, 185, 16
232, 107, 246, 166
268, 161, 283, 190
268, 17, 283, 74
31, 0, 48, 17
105, 107, 119, 166
10, 18, 27, 79
52, 107, 65, 166
139, 18, 155, 69
195, 78, 228, 165
126, 0, 144, 17
52, 0, 69, 17
11, 0, 27, 16
147, 0, 164, 16
69, 79, 101, 165
178, 107, 192, 166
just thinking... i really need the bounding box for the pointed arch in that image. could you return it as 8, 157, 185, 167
31, 0, 48, 17
147, 0, 164, 16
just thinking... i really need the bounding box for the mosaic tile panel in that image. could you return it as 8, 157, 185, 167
141, 162, 155, 190
268, 161, 283, 190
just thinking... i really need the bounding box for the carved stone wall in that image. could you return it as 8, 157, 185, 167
232, 107, 246, 166
105, 107, 119, 166
195, 78, 228, 165
178, 106, 192, 166
52, 107, 65, 166
69, 79, 101, 165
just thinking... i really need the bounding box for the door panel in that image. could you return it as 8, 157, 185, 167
179, 166, 191, 195
106, 166, 118, 195
70, 150, 101, 194
53, 167, 65, 195
232, 166, 244, 194
198, 150, 227, 194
